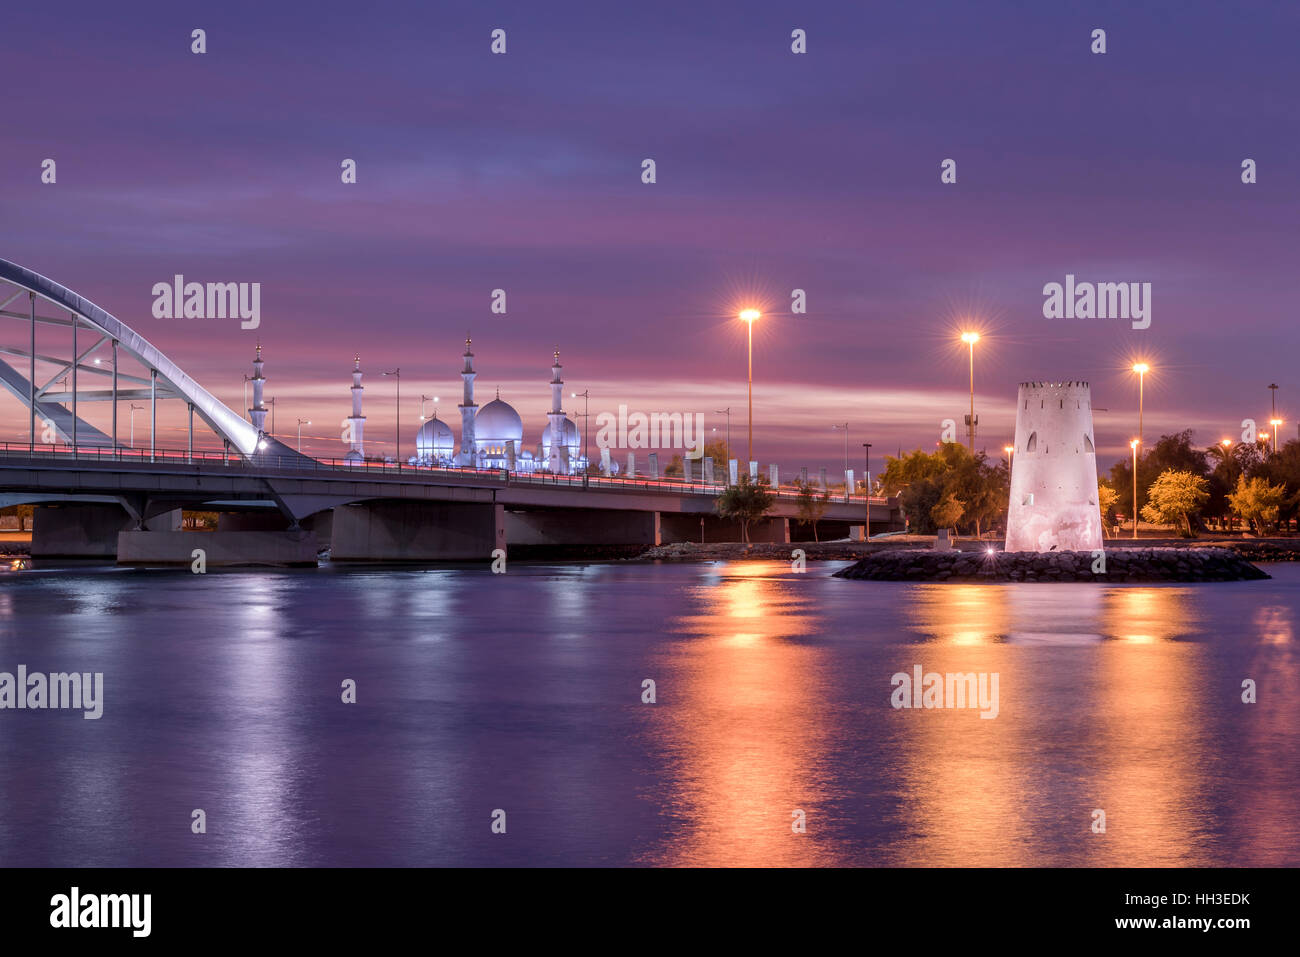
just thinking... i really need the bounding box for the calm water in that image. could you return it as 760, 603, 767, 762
1, 558, 1297, 867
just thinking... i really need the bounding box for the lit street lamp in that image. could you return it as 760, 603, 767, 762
1003, 444, 1014, 469
1269, 418, 1283, 455
1131, 362, 1149, 449
739, 309, 760, 464
961, 332, 980, 450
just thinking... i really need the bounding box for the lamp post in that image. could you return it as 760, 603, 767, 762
382, 368, 401, 466
961, 332, 980, 450
1003, 444, 1014, 469
714, 407, 732, 461
862, 441, 872, 538
129, 403, 143, 450
1131, 362, 1149, 450
832, 423, 849, 473
571, 389, 590, 474
1269, 418, 1282, 456
739, 309, 760, 464
1131, 439, 1140, 540
297, 418, 311, 453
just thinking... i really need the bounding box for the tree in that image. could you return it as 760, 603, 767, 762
1249, 438, 1300, 530
1227, 474, 1287, 535
1140, 469, 1209, 537
878, 443, 1007, 537
1096, 481, 1119, 537
714, 473, 774, 543
1110, 430, 1210, 521
793, 479, 830, 542
930, 492, 965, 538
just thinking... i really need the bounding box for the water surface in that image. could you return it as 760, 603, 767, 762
1, 559, 1296, 866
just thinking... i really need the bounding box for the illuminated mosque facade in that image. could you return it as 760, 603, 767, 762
350, 337, 587, 473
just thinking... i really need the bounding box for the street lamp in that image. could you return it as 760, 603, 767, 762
1131, 438, 1140, 540
832, 423, 849, 474
297, 418, 311, 452
714, 407, 732, 463
1269, 418, 1283, 455
382, 368, 401, 466
1004, 444, 1014, 469
419, 394, 437, 421
571, 389, 590, 475
862, 442, 872, 537
1131, 362, 1149, 449
129, 403, 143, 450
960, 332, 980, 450
739, 309, 760, 464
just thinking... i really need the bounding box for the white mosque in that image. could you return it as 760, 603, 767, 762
348, 336, 588, 473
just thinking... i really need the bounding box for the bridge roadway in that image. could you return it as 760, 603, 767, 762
0, 446, 901, 563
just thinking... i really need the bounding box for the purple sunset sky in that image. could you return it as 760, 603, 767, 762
3, 0, 1298, 473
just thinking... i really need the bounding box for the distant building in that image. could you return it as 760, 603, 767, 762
400, 337, 587, 473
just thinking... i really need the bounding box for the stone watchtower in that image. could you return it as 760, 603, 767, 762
1005, 381, 1104, 552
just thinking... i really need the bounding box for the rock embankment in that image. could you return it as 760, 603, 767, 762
833, 547, 1270, 583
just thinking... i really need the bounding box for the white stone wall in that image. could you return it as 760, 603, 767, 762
1006, 381, 1103, 552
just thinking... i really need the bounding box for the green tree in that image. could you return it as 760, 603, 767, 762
878, 443, 1007, 537
1097, 481, 1119, 537
1140, 469, 1210, 537
793, 479, 830, 542
714, 473, 774, 543
930, 492, 965, 538
1110, 430, 1210, 521
1226, 474, 1287, 534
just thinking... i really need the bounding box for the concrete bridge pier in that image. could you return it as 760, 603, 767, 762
31, 503, 181, 559
329, 501, 506, 562
118, 529, 320, 567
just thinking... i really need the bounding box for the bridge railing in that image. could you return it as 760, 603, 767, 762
0, 441, 889, 504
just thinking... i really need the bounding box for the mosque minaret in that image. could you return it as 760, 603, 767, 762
457, 335, 477, 467
386, 338, 586, 473
345, 355, 365, 464
546, 349, 568, 473
248, 344, 268, 435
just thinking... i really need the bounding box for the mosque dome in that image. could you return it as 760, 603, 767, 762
475, 397, 523, 442
541, 417, 581, 452
415, 415, 455, 458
